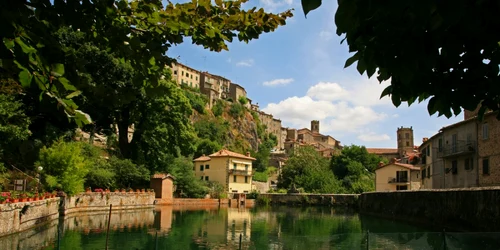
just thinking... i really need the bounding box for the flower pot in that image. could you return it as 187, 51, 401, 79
28, 198, 33, 201
11, 199, 19, 203
20, 198, 27, 202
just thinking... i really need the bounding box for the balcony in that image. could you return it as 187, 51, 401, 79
229, 169, 254, 176
388, 177, 409, 184
437, 141, 476, 158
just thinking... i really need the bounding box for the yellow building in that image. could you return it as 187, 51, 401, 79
167, 62, 201, 89
193, 149, 256, 194
375, 162, 421, 191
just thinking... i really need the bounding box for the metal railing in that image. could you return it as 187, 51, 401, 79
388, 177, 408, 184
229, 169, 254, 176
437, 141, 476, 158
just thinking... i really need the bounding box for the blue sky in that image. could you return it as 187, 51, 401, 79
167, 0, 462, 148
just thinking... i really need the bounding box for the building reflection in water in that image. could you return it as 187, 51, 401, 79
153, 206, 173, 235
227, 208, 251, 244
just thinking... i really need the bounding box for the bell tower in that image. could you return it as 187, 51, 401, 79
397, 126, 414, 157
311, 120, 320, 133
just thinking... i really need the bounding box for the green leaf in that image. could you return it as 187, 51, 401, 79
66, 90, 82, 99
301, 0, 322, 18
75, 110, 92, 127
380, 86, 392, 99
427, 96, 438, 115
149, 56, 156, 66
356, 58, 366, 75
344, 52, 359, 68
14, 37, 36, 53
18, 70, 32, 87
51, 64, 65, 77
57, 77, 77, 91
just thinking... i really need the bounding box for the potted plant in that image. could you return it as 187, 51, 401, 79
10, 193, 19, 203
19, 193, 28, 202
105, 188, 110, 193
121, 188, 126, 193
27, 192, 34, 201
34, 193, 39, 201
114, 189, 119, 193
128, 188, 134, 193
141, 189, 145, 193
85, 187, 92, 193
0, 196, 6, 204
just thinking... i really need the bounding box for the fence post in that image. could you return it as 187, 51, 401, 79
366, 230, 370, 250
442, 229, 447, 250
239, 233, 242, 250
155, 231, 159, 250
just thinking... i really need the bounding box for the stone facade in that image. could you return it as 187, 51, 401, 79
259, 193, 359, 208
229, 83, 247, 103
168, 62, 201, 89
476, 112, 500, 186
150, 173, 175, 204
62, 192, 155, 216
397, 126, 415, 157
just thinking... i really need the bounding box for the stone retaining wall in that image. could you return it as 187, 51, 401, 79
260, 193, 359, 208
359, 188, 500, 231
0, 192, 155, 237
0, 198, 60, 237
62, 192, 155, 215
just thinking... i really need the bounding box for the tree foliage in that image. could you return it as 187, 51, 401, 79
302, 0, 500, 119
167, 156, 208, 198
1, 0, 292, 126
278, 146, 342, 193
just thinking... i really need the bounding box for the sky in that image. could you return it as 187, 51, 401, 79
166, 0, 463, 148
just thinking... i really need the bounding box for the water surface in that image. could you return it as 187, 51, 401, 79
1, 206, 499, 249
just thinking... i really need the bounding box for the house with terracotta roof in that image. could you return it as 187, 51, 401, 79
375, 161, 422, 191
193, 149, 256, 194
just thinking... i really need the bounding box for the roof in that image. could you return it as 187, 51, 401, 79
151, 173, 176, 180
366, 148, 399, 155
193, 155, 211, 162
208, 149, 256, 160
376, 162, 420, 171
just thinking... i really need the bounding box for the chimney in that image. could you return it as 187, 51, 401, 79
378, 162, 385, 168
390, 158, 397, 164
422, 137, 428, 143
246, 152, 251, 157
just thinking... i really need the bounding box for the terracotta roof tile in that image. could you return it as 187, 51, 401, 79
366, 148, 399, 154
193, 155, 211, 162
376, 162, 420, 171
208, 149, 256, 160
151, 173, 175, 180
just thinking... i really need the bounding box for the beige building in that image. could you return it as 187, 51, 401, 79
418, 136, 436, 189
229, 83, 247, 103
200, 72, 231, 100
193, 149, 256, 194
168, 62, 201, 89
375, 162, 421, 191
366, 148, 400, 161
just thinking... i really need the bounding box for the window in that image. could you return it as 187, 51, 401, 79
233, 175, 237, 182
233, 163, 237, 169
438, 138, 443, 152
483, 123, 489, 140
190, 75, 193, 79
205, 176, 209, 181
245, 165, 249, 171
451, 134, 458, 153
396, 171, 408, 182
182, 71, 184, 76
466, 133, 472, 145
464, 158, 473, 170
200, 176, 203, 180
406, 141, 410, 147
451, 160, 458, 174
200, 165, 204, 171
483, 158, 490, 175
205, 165, 210, 170
186, 72, 190, 77
196, 76, 198, 80
245, 176, 248, 183
174, 70, 177, 75
405, 133, 409, 139
422, 169, 426, 179
427, 167, 430, 178
426, 146, 430, 156
397, 185, 408, 190
421, 151, 427, 164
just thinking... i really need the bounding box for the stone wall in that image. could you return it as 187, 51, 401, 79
62, 192, 155, 215
259, 193, 359, 208
0, 192, 155, 237
0, 198, 60, 237
359, 188, 500, 231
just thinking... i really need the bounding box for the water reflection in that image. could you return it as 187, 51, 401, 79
1, 206, 499, 249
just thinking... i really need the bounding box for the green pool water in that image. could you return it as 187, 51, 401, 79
1, 206, 499, 249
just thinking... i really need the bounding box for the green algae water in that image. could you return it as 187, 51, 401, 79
1, 206, 499, 250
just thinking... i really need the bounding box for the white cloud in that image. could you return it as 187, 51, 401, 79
358, 133, 391, 142
262, 86, 387, 134
263, 78, 294, 87
236, 59, 254, 67
260, 0, 294, 12
306, 82, 349, 101
319, 30, 333, 41
305, 81, 391, 107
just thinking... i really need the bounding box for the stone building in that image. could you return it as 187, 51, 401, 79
200, 72, 231, 100
397, 126, 415, 157
229, 83, 247, 104
257, 111, 283, 150
475, 111, 500, 187
168, 62, 201, 89
283, 121, 341, 157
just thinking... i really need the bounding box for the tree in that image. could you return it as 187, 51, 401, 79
167, 156, 208, 198
330, 145, 385, 193
194, 139, 222, 159
278, 146, 342, 193
301, 0, 500, 119
1, 0, 293, 126
0, 94, 31, 162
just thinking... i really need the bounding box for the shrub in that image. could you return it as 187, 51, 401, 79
109, 156, 150, 188
212, 99, 225, 117
253, 171, 268, 182
238, 96, 248, 105
229, 102, 244, 118
37, 141, 89, 195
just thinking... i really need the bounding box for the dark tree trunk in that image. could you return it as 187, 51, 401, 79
117, 107, 131, 158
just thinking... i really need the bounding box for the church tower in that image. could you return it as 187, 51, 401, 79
397, 126, 414, 157
311, 120, 320, 133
